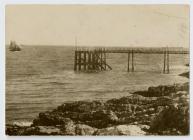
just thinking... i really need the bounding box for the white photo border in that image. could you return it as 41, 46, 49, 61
0, 0, 192, 140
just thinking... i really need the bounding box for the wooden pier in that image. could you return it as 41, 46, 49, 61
74, 48, 112, 71
74, 47, 189, 73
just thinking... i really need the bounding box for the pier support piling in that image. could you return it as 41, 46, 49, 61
163, 50, 166, 73
167, 49, 170, 73
83, 51, 87, 70
78, 51, 81, 71
163, 48, 170, 74
127, 50, 134, 72
88, 51, 91, 70
127, 52, 130, 72
131, 50, 134, 72
74, 50, 77, 71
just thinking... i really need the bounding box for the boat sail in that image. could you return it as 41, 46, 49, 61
9, 41, 21, 51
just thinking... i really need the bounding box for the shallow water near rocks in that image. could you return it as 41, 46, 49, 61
6, 46, 189, 124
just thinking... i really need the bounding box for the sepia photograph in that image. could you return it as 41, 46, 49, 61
5, 4, 189, 136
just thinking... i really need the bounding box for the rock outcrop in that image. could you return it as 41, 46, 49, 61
6, 82, 189, 136
179, 72, 189, 78
149, 90, 189, 135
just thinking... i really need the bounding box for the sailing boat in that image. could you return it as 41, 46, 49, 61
9, 41, 21, 51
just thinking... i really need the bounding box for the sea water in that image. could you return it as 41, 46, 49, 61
6, 46, 189, 124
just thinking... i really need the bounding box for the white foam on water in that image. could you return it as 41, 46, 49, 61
13, 121, 32, 127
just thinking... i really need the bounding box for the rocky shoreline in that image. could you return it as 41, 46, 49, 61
179, 71, 189, 78
6, 80, 189, 136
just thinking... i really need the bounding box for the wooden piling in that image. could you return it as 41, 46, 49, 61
127, 52, 130, 72
95, 50, 99, 70
88, 51, 91, 70
92, 51, 95, 70
74, 50, 77, 71
167, 49, 170, 73
131, 50, 134, 72
163, 50, 166, 73
83, 51, 87, 70
99, 49, 102, 70
78, 51, 81, 71
104, 48, 106, 70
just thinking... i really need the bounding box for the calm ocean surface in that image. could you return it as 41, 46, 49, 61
6, 46, 189, 124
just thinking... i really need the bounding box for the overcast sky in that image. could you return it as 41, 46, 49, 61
5, 5, 189, 47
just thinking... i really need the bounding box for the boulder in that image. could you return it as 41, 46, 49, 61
32, 112, 73, 126
106, 110, 119, 122
139, 125, 150, 130
13, 121, 32, 127
94, 126, 120, 135
6, 125, 26, 136
95, 125, 146, 136
75, 124, 97, 135
149, 104, 189, 135
83, 110, 119, 128
60, 118, 76, 135
147, 85, 174, 97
